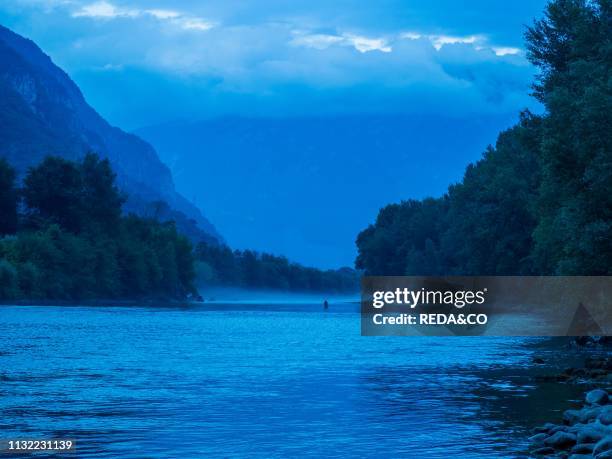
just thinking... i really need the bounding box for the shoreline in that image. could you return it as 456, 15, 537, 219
529, 340, 612, 458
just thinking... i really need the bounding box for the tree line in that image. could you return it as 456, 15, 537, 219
0, 154, 359, 301
195, 242, 358, 293
356, 0, 611, 277
0, 154, 196, 300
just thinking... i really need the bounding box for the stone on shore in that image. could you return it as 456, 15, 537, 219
587, 389, 609, 406
532, 446, 556, 456
544, 431, 577, 448
593, 437, 612, 456
599, 406, 612, 426
533, 424, 554, 434
571, 442, 595, 454
576, 421, 610, 444
529, 433, 548, 443
564, 407, 604, 425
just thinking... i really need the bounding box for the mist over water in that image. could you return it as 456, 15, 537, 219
196, 287, 359, 305
0, 304, 584, 458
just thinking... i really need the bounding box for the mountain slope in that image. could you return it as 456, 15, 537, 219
0, 24, 220, 243
136, 114, 517, 268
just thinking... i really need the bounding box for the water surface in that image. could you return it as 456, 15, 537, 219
0, 303, 582, 458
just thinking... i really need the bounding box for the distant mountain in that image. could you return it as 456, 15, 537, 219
136, 114, 517, 268
0, 24, 221, 244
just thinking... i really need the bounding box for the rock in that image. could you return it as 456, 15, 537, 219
586, 389, 609, 406
593, 437, 612, 456
532, 446, 556, 456
530, 433, 548, 443
599, 406, 612, 425
595, 450, 612, 459
544, 431, 577, 448
571, 442, 595, 454
551, 425, 570, 433
565, 410, 584, 425
576, 423, 609, 444
533, 424, 553, 434
564, 408, 602, 425
533, 357, 545, 364
529, 433, 548, 443
586, 407, 606, 422
569, 455, 594, 459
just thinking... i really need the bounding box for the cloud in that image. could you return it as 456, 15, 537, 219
178, 17, 214, 31
492, 46, 521, 56
291, 29, 519, 60
100, 62, 123, 70
290, 33, 344, 50
71, 1, 215, 32
72, 1, 137, 18
145, 9, 181, 20
0, 0, 541, 127
401, 32, 486, 51
344, 34, 391, 53
290, 31, 391, 53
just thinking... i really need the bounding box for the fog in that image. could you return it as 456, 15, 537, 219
196, 286, 359, 305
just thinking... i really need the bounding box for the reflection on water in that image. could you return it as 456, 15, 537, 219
0, 304, 583, 458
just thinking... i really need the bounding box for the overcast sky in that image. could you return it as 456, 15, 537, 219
0, 0, 546, 129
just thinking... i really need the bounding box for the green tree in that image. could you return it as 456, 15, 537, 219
0, 258, 18, 299
0, 158, 18, 235
526, 0, 612, 274
23, 156, 84, 233
80, 153, 125, 234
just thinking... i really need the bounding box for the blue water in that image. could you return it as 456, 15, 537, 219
0, 304, 580, 458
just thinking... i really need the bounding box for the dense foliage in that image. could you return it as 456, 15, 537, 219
195, 242, 359, 293
0, 158, 17, 235
0, 154, 197, 300
356, 0, 611, 276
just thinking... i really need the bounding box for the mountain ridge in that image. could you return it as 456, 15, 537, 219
0, 24, 221, 244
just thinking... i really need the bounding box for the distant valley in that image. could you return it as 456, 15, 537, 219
137, 114, 517, 268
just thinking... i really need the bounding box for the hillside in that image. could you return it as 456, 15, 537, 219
136, 114, 516, 268
0, 24, 220, 244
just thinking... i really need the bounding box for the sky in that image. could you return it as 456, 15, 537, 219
0, 0, 547, 130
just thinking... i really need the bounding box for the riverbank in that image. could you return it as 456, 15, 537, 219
529, 341, 612, 458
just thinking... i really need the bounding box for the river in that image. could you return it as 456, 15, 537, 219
0, 303, 584, 458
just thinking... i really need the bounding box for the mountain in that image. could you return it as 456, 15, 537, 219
136, 114, 517, 268
0, 24, 221, 244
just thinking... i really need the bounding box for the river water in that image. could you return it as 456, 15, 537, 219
0, 303, 584, 458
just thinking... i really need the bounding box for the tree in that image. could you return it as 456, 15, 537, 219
80, 153, 125, 234
0, 158, 18, 235
356, 0, 611, 277
1, 154, 198, 301
441, 116, 542, 275
526, 0, 612, 274
23, 156, 84, 233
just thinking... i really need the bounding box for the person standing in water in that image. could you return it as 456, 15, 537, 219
323, 300, 329, 309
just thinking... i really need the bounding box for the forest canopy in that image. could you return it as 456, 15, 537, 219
0, 154, 358, 301
195, 242, 358, 293
0, 154, 196, 300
